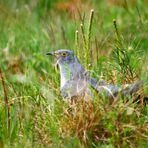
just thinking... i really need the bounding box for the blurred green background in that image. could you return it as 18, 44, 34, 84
0, 0, 148, 147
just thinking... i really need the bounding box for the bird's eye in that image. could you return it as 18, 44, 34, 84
61, 52, 67, 57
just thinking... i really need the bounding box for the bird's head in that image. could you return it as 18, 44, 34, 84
46, 49, 76, 65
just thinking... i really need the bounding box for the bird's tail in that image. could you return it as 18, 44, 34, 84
121, 80, 144, 95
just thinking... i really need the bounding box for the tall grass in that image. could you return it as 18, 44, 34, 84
0, 0, 148, 147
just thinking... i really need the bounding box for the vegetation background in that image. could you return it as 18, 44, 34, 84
0, 0, 148, 147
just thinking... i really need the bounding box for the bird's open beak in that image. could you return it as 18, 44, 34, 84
46, 52, 55, 56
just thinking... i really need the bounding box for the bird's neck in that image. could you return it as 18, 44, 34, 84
59, 61, 85, 88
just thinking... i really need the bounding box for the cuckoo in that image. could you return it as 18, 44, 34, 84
47, 49, 144, 100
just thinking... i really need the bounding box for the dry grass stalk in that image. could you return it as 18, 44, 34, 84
0, 68, 10, 136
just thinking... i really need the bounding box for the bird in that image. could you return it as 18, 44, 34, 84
46, 49, 144, 100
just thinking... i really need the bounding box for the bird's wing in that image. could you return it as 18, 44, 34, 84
89, 77, 119, 98
89, 77, 108, 87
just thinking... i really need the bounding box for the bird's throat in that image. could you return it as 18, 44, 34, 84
59, 63, 72, 88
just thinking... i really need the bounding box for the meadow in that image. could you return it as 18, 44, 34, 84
0, 0, 148, 147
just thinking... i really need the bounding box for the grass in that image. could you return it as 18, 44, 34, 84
0, 0, 148, 147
